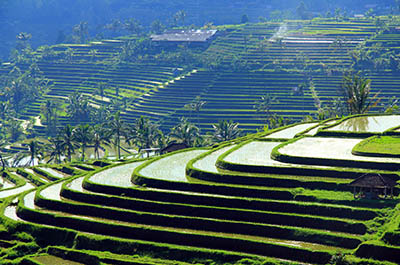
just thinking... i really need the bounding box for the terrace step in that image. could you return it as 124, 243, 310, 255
16, 190, 334, 264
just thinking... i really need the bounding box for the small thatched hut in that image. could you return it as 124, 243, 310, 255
349, 173, 397, 199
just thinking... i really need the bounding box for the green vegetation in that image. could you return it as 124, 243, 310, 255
2, 11, 400, 264
353, 136, 400, 157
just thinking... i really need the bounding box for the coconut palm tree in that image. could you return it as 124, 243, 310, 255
27, 140, 44, 166
184, 96, 206, 127
108, 112, 127, 160
59, 125, 78, 162
128, 116, 162, 152
73, 124, 93, 161
92, 125, 111, 160
341, 72, 381, 115
13, 140, 44, 167
212, 120, 241, 142
254, 93, 279, 123
41, 99, 60, 136
169, 117, 200, 147
0, 140, 9, 171
46, 138, 64, 164
66, 92, 93, 122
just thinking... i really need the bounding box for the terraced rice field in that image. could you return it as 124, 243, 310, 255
278, 137, 400, 165
2, 15, 400, 263
325, 115, 400, 133
0, 116, 399, 264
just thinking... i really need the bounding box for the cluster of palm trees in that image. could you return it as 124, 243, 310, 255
0, 112, 243, 170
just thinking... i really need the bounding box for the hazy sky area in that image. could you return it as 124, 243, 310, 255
0, 0, 397, 59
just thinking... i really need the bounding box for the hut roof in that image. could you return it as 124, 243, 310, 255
161, 142, 188, 154
349, 174, 398, 188
151, 29, 217, 42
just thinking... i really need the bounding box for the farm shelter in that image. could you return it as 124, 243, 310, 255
349, 173, 398, 199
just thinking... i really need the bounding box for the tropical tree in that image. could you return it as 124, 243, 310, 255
128, 116, 162, 152
26, 140, 44, 166
92, 125, 111, 160
169, 117, 200, 147
254, 93, 279, 123
173, 10, 186, 26
73, 124, 93, 161
0, 102, 13, 121
184, 96, 206, 127
94, 82, 109, 99
212, 120, 241, 142
41, 99, 60, 136
66, 92, 93, 122
124, 18, 142, 35
72, 21, 89, 43
46, 138, 64, 164
5, 119, 24, 142
340, 72, 381, 115
0, 140, 9, 171
150, 19, 165, 34
59, 125, 78, 162
108, 112, 127, 160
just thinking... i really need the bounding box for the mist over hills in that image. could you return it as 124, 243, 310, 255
0, 0, 397, 60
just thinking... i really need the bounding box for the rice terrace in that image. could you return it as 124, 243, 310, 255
2, 0, 400, 264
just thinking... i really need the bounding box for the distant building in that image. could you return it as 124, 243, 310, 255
160, 142, 188, 154
150, 29, 218, 47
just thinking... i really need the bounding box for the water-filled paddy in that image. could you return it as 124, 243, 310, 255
38, 168, 66, 178
89, 161, 145, 187
40, 182, 64, 201
264, 122, 319, 139
67, 177, 84, 192
24, 191, 36, 209
224, 141, 292, 166
139, 150, 207, 182
193, 145, 235, 173
33, 255, 85, 265
0, 182, 34, 199
326, 115, 400, 133
0, 177, 15, 190
25, 168, 49, 182
278, 137, 400, 163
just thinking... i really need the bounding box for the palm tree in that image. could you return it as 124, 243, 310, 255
73, 124, 93, 161
0, 101, 13, 121
59, 125, 77, 162
341, 72, 381, 115
5, 119, 24, 142
41, 99, 60, 136
108, 112, 127, 160
92, 125, 111, 160
184, 96, 206, 127
169, 117, 200, 147
129, 116, 162, 152
0, 140, 9, 171
14, 140, 43, 167
254, 93, 279, 123
27, 140, 44, 166
46, 138, 64, 164
72, 21, 89, 43
212, 120, 241, 142
66, 92, 93, 122
173, 10, 186, 26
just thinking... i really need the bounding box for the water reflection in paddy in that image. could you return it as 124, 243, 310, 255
326, 115, 400, 133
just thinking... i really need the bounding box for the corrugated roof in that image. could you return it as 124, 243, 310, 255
151, 29, 217, 42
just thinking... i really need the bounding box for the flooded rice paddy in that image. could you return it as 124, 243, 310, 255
264, 122, 319, 139
193, 145, 235, 173
326, 115, 400, 133
89, 161, 145, 187
278, 137, 400, 163
139, 150, 207, 182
